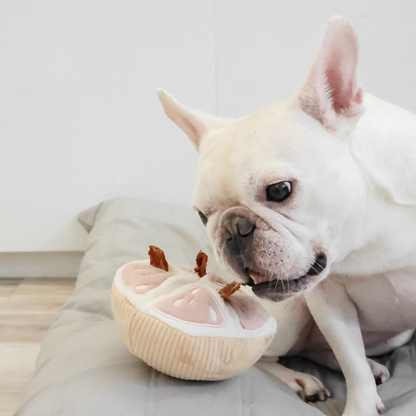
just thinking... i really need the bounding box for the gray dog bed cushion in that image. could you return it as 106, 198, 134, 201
13, 198, 416, 416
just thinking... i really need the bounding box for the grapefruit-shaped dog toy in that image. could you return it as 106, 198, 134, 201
112, 246, 277, 381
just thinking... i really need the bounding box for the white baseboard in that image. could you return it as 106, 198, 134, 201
0, 251, 84, 278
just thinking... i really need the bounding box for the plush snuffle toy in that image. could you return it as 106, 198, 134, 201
111, 246, 277, 381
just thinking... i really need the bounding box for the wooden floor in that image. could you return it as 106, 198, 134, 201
0, 278, 76, 416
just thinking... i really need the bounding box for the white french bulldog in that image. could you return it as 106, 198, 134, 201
158, 16, 416, 416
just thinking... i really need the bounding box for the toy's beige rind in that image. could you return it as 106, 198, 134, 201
112, 284, 274, 381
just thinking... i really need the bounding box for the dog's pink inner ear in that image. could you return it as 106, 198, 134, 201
324, 36, 363, 115
298, 17, 363, 133
157, 90, 206, 151
157, 89, 231, 152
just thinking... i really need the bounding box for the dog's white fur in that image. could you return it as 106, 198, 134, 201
158, 16, 416, 416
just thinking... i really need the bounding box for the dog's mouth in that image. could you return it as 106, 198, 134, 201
246, 253, 327, 302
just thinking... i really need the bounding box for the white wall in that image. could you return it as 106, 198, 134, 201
0, 1, 215, 252
1, 0, 416, 253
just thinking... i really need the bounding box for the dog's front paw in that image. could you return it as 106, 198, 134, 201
282, 371, 331, 402
367, 358, 390, 385
256, 361, 330, 402
343, 389, 385, 416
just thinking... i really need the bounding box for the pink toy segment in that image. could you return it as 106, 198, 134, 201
121, 262, 174, 295
153, 287, 225, 326
227, 293, 270, 331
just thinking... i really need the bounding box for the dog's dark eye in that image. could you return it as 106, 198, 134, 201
198, 211, 208, 225
266, 181, 292, 202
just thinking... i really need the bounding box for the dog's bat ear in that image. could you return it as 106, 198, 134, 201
157, 90, 230, 152
296, 16, 364, 134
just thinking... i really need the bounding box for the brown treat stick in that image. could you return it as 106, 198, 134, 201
194, 251, 208, 277
219, 281, 241, 300
148, 245, 169, 271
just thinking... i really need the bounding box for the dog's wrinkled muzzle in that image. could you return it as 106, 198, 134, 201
219, 207, 328, 300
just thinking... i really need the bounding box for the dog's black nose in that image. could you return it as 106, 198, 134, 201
222, 215, 256, 241
222, 215, 256, 284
